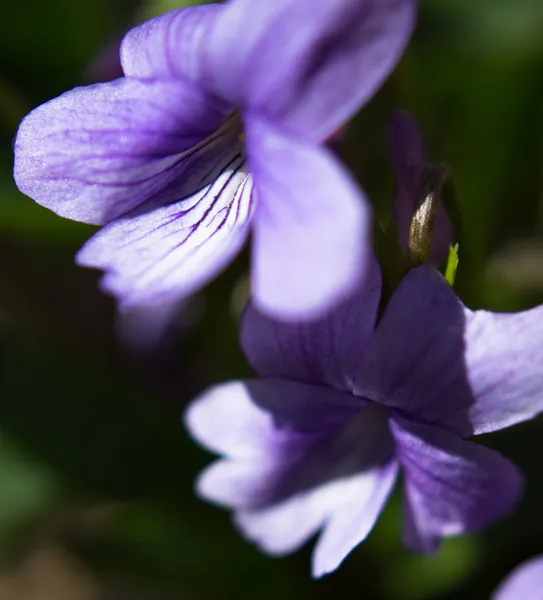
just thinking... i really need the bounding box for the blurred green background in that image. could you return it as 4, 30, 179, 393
0, 0, 542, 598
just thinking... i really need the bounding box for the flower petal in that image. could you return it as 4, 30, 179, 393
202, 0, 416, 141
355, 266, 473, 431
391, 415, 523, 545
120, 5, 222, 82
357, 266, 543, 437
77, 146, 253, 308
388, 111, 452, 266
199, 403, 395, 574
186, 379, 394, 574
184, 379, 365, 461
402, 491, 439, 554
239, 257, 381, 391
234, 484, 338, 557
462, 303, 543, 435
233, 457, 398, 577
311, 458, 398, 577
14, 77, 231, 225
493, 555, 543, 600
247, 117, 371, 320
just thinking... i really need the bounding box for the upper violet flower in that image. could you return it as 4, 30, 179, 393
13, 0, 416, 319
493, 555, 543, 599
185, 256, 543, 577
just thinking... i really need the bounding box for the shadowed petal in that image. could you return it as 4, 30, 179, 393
493, 556, 543, 600
355, 267, 474, 432
121, 5, 223, 82
14, 77, 231, 225
388, 111, 452, 266
202, 0, 416, 141
247, 118, 370, 320
391, 416, 523, 546
239, 257, 381, 391
357, 266, 543, 437
463, 304, 543, 435
185, 379, 365, 461
77, 147, 253, 308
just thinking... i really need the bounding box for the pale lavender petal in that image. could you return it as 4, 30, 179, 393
493, 555, 543, 600
355, 266, 473, 432
203, 0, 416, 141
311, 458, 398, 577
234, 457, 398, 576
186, 380, 394, 571
217, 405, 395, 573
388, 111, 452, 266
247, 118, 370, 320
185, 379, 365, 462
391, 415, 523, 545
463, 303, 543, 435
120, 5, 222, 82
197, 459, 282, 509
14, 77, 230, 225
239, 257, 381, 391
77, 145, 253, 309
234, 484, 339, 557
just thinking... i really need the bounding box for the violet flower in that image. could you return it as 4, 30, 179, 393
493, 555, 543, 599
13, 0, 415, 319
185, 257, 543, 577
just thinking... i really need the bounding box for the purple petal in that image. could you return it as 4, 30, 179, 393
247, 117, 371, 320
402, 491, 439, 554
14, 77, 230, 225
239, 257, 381, 391
355, 266, 473, 431
202, 0, 416, 141
463, 303, 543, 435
356, 266, 543, 437
120, 5, 222, 82
388, 111, 452, 266
77, 145, 253, 308
185, 379, 365, 462
493, 556, 543, 600
391, 415, 523, 546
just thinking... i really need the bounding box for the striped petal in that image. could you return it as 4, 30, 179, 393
77, 144, 253, 309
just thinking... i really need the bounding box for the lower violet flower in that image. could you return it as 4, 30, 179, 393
493, 555, 543, 599
185, 255, 543, 577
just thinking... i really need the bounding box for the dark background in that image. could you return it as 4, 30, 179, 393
0, 0, 542, 598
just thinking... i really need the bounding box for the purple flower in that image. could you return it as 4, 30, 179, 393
185, 255, 543, 577
493, 555, 543, 599
13, 0, 416, 319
